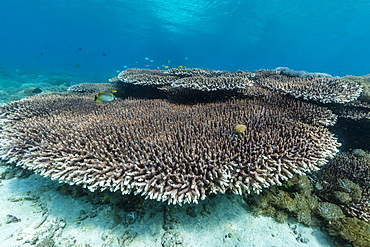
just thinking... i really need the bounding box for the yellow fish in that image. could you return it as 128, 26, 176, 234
231, 124, 247, 140
94, 92, 116, 103
234, 124, 246, 134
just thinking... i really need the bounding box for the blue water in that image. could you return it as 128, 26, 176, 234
1, 0, 370, 81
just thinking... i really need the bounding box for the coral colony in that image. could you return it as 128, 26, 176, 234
0, 68, 366, 205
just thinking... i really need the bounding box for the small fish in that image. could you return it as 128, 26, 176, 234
162, 65, 169, 69
94, 92, 116, 103
75, 64, 81, 68
234, 124, 247, 134
177, 65, 187, 69
231, 124, 247, 140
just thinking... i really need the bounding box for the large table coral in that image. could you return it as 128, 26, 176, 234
0, 91, 340, 204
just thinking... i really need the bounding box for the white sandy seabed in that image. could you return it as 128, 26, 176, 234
0, 166, 336, 247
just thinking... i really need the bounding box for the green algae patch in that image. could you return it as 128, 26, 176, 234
316, 202, 345, 221
244, 175, 370, 246
329, 217, 370, 247
244, 176, 319, 226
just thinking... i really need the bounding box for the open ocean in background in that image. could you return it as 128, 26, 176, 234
0, 1, 370, 247
1, 0, 370, 82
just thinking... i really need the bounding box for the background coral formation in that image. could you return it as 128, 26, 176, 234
112, 68, 369, 121
253, 69, 363, 103
67, 83, 119, 94
113, 68, 363, 104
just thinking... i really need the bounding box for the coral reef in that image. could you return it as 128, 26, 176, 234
330, 75, 370, 120
328, 217, 370, 247
2, 67, 369, 246
254, 70, 363, 104
0, 93, 339, 204
336, 106, 370, 120
114, 68, 365, 125
164, 68, 251, 78
0, 71, 82, 105
315, 152, 370, 222
115, 68, 254, 92
113, 68, 362, 104
244, 176, 320, 226
112, 68, 363, 109
171, 76, 254, 91
240, 88, 337, 126
68, 83, 119, 94
342, 75, 370, 103
275, 67, 333, 78
244, 150, 370, 246
115, 68, 176, 86
244, 175, 370, 247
